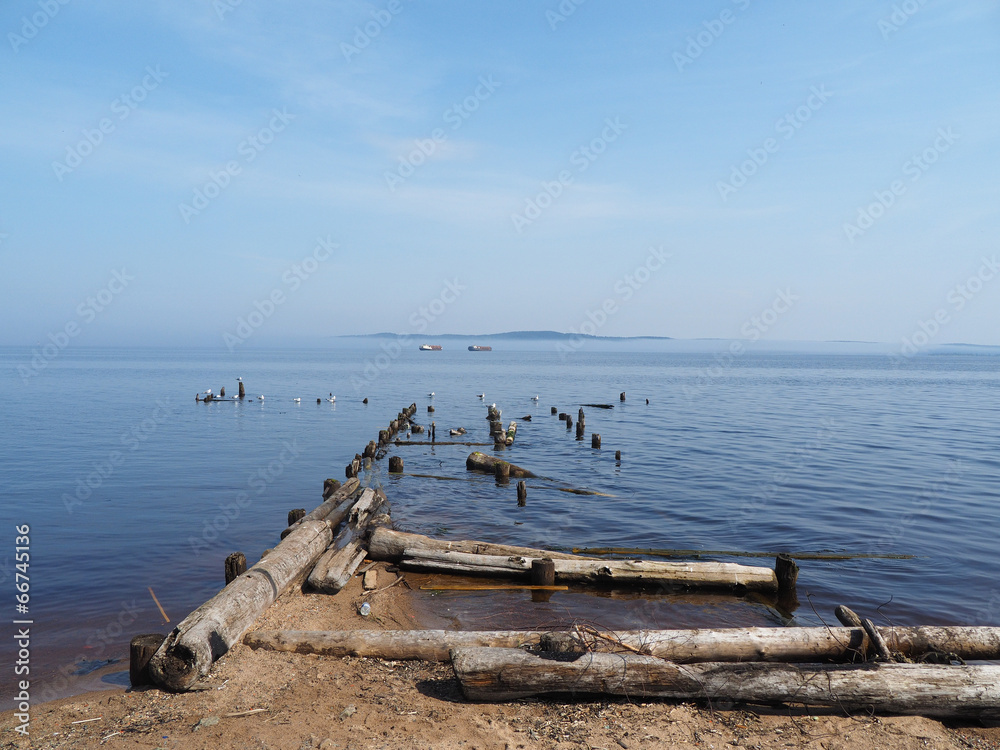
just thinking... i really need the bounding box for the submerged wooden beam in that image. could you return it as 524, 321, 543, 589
399, 548, 779, 592
466, 452, 536, 478
451, 647, 1000, 717
243, 625, 1000, 665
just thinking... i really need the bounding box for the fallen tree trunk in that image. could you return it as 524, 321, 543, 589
451, 647, 1000, 718
243, 625, 1000, 664
149, 518, 334, 691
466, 452, 535, 477
400, 548, 778, 592
307, 489, 384, 593
368, 527, 580, 563
280, 477, 360, 539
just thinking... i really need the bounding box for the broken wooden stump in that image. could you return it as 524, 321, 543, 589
224, 552, 247, 585
517, 481, 527, 504
388, 456, 404, 473
130, 633, 166, 687
591, 433, 601, 449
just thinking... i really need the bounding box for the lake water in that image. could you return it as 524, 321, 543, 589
2, 345, 999, 706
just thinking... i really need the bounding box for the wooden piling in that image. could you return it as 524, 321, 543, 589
287, 509, 306, 526
565, 415, 573, 428
389, 456, 404, 473
517, 481, 527, 504
431, 422, 436, 442
494, 461, 510, 483
427, 405, 435, 412
129, 633, 166, 687
575, 421, 585, 439
220, 386, 226, 398
224, 552, 247, 585
775, 554, 799, 596
591, 433, 601, 449
620, 391, 626, 401
531, 558, 556, 587
615, 450, 621, 461
322, 478, 341, 500
551, 406, 558, 415
363, 397, 368, 404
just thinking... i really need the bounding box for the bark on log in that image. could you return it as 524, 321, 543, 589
368, 527, 580, 563
307, 489, 383, 594
466, 452, 536, 478
450, 647, 1000, 717
400, 548, 778, 592
149, 518, 334, 691
242, 625, 1000, 665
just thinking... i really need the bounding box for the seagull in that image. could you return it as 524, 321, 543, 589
327, 393, 336, 402
428, 392, 435, 397
531, 395, 539, 401
293, 397, 301, 402
237, 377, 242, 382
477, 393, 485, 399
258, 395, 264, 400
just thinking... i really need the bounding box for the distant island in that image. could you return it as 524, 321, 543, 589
339, 330, 673, 342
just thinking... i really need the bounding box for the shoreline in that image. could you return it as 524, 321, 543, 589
4, 563, 1000, 750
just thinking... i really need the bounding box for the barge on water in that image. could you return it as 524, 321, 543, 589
468, 345, 493, 351
419, 344, 443, 351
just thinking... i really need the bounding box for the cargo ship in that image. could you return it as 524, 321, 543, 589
468, 345, 493, 351
418, 344, 443, 351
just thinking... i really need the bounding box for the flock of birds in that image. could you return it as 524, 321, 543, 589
203, 380, 543, 404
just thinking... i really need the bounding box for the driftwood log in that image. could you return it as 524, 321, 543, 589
368, 528, 580, 563
280, 477, 360, 539
399, 548, 778, 592
450, 647, 1000, 718
149, 518, 335, 691
307, 489, 384, 593
243, 625, 1000, 664
466, 452, 535, 478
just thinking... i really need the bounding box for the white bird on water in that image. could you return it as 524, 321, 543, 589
531, 395, 539, 401
327, 393, 336, 402
237, 377, 242, 382
477, 393, 485, 399
428, 391, 435, 397
258, 395, 264, 400
293, 397, 301, 402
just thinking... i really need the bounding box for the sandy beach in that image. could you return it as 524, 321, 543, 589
4, 560, 1000, 750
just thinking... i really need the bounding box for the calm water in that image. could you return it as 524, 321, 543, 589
2, 345, 999, 705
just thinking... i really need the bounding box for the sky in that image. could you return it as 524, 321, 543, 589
1, 1, 998, 350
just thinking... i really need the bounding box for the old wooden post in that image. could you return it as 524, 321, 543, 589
615, 450, 621, 461
591, 433, 601, 449
220, 386, 226, 398
287, 509, 306, 526
551, 406, 557, 415
565, 415, 573, 428
389, 456, 404, 473
494, 461, 510, 483
323, 478, 341, 500
431, 422, 436, 442
620, 391, 626, 401
130, 634, 166, 687
531, 558, 556, 586
238, 380, 245, 399
517, 481, 527, 504
225, 552, 247, 585
575, 421, 585, 440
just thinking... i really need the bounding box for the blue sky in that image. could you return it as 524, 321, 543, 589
1, 0, 998, 349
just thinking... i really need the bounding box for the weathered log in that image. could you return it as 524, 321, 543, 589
505, 421, 517, 446
450, 647, 1000, 717
368, 527, 580, 563
864, 618, 894, 661
149, 518, 335, 691
280, 477, 360, 540
287, 508, 306, 526
130, 633, 165, 687
243, 625, 1000, 665
307, 489, 383, 594
466, 452, 536, 478
399, 548, 778, 591
836, 605, 864, 627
